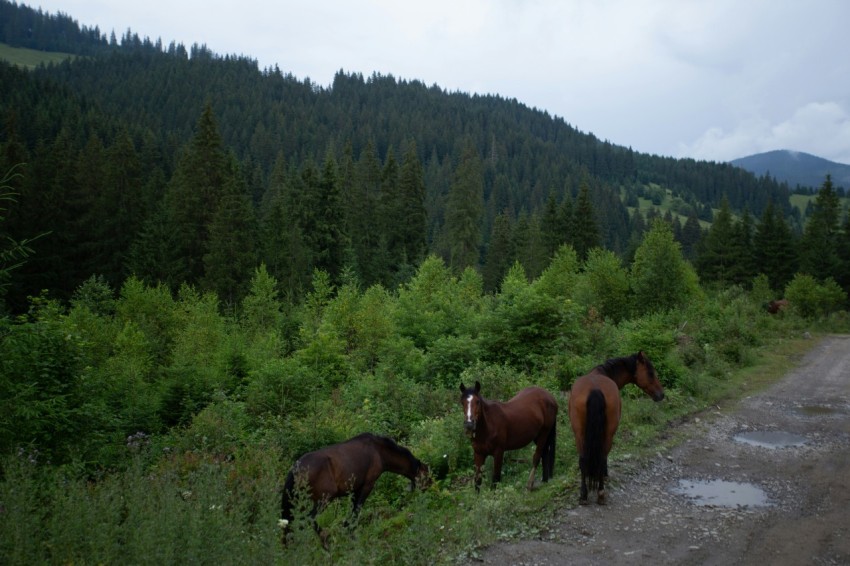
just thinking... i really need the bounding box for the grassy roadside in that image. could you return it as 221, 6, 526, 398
284, 332, 820, 564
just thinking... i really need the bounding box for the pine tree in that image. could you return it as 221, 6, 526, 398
680, 212, 702, 262
799, 175, 841, 280
163, 103, 230, 285
349, 141, 384, 286
753, 200, 797, 292
397, 141, 428, 268
483, 210, 514, 293
202, 154, 258, 306
696, 196, 737, 286
729, 209, 755, 286
313, 150, 347, 281
571, 179, 599, 262
445, 142, 484, 272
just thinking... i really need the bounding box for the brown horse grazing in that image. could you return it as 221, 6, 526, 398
767, 299, 790, 314
459, 381, 558, 492
280, 433, 430, 534
568, 351, 664, 505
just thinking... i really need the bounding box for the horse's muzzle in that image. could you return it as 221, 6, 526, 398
463, 421, 476, 437
653, 391, 665, 402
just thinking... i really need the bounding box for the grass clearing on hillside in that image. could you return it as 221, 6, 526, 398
0, 43, 74, 69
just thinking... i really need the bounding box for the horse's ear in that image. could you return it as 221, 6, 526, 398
474, 381, 481, 393
637, 350, 646, 360
459, 383, 466, 393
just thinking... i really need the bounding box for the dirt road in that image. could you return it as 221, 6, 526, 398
474, 335, 850, 565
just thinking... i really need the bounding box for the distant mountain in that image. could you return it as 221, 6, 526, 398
730, 150, 850, 191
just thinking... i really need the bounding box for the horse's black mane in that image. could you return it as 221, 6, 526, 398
596, 353, 639, 376
355, 433, 420, 467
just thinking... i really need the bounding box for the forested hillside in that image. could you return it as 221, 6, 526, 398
0, 0, 802, 312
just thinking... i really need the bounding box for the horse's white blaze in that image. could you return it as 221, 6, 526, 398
465, 395, 473, 423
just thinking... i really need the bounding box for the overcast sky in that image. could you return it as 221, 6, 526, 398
31, 0, 850, 164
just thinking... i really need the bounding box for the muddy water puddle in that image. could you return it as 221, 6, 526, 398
672, 479, 771, 508
733, 430, 807, 449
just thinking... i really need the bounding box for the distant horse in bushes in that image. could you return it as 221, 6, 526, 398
459, 381, 558, 492
767, 299, 790, 314
280, 433, 430, 537
568, 352, 664, 504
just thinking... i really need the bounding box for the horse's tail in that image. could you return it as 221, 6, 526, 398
281, 468, 296, 522
584, 389, 606, 491
544, 419, 557, 481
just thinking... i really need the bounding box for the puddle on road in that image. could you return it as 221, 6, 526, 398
733, 430, 807, 449
796, 405, 837, 417
672, 479, 770, 508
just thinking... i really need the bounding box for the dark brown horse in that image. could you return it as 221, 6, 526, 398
280, 433, 430, 533
767, 299, 790, 314
568, 351, 664, 504
459, 381, 558, 492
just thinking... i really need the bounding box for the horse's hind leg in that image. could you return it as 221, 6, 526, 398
597, 459, 607, 505
526, 443, 544, 490
578, 457, 589, 504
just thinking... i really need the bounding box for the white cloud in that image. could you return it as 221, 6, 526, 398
680, 101, 850, 164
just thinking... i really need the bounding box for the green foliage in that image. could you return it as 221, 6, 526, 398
533, 244, 580, 299
785, 273, 846, 318
631, 220, 701, 315
619, 312, 685, 387
576, 247, 630, 322
480, 262, 570, 369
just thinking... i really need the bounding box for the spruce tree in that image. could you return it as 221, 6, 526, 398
753, 200, 797, 292
163, 103, 230, 285
483, 210, 514, 293
445, 142, 484, 272
571, 179, 599, 262
397, 141, 428, 268
799, 175, 841, 281
202, 154, 258, 306
696, 196, 736, 286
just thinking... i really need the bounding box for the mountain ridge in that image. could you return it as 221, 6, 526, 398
730, 149, 850, 191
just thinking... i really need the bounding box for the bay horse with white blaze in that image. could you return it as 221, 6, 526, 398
459, 381, 558, 491
568, 351, 664, 504
280, 433, 430, 535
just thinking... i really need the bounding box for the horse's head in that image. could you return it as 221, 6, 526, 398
413, 461, 432, 490
459, 381, 483, 438
634, 351, 665, 402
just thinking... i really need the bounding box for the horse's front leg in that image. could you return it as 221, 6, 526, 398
491, 449, 505, 487
347, 481, 376, 528
473, 452, 486, 493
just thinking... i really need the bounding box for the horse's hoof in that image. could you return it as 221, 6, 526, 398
597, 491, 606, 505
579, 498, 589, 505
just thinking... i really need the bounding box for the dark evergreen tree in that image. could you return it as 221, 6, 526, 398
258, 153, 310, 299
396, 140, 428, 267
444, 142, 484, 272
680, 212, 702, 262
349, 141, 384, 286
483, 210, 514, 293
696, 197, 737, 286
799, 175, 841, 280
202, 154, 258, 306
729, 209, 755, 286
314, 150, 347, 281
571, 179, 599, 262
512, 210, 547, 279
753, 200, 797, 292
163, 103, 230, 285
